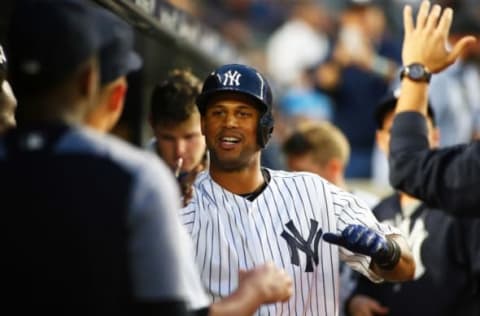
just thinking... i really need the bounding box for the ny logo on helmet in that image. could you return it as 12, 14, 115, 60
222, 70, 241, 86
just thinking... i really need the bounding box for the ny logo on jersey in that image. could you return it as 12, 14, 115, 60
281, 219, 322, 272
222, 70, 241, 86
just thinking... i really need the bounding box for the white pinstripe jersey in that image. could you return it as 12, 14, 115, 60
180, 169, 400, 316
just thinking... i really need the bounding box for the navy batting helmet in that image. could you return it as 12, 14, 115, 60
196, 64, 274, 148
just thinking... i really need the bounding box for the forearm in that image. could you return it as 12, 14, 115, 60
371, 234, 415, 281
389, 111, 430, 196
208, 286, 263, 316
395, 78, 430, 115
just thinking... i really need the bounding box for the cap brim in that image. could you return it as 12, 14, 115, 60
127, 51, 142, 73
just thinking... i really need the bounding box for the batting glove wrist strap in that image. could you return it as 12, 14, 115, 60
372, 238, 401, 271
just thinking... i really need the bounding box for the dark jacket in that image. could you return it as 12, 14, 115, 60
348, 193, 480, 316
389, 112, 480, 217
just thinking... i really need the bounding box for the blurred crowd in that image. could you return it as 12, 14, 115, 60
167, 0, 480, 185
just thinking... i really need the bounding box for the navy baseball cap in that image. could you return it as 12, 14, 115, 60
374, 88, 436, 129
7, 0, 109, 96
96, 8, 142, 85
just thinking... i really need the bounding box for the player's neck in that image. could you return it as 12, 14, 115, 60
399, 192, 419, 207
209, 162, 265, 196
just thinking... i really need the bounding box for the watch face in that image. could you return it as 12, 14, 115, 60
402, 63, 430, 82
409, 64, 424, 79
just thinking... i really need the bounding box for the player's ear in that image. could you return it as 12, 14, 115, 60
108, 78, 127, 112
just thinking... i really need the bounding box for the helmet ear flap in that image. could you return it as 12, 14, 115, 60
258, 112, 274, 148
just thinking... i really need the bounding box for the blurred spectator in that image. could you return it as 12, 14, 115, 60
199, 0, 287, 60
265, 0, 335, 170
266, 0, 331, 89
279, 88, 333, 122
428, 12, 480, 146
315, 0, 401, 178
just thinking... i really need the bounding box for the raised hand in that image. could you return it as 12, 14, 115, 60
402, 0, 476, 73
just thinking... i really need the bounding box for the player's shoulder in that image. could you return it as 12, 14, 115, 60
60, 127, 172, 181
350, 188, 380, 209
267, 168, 325, 182
268, 169, 331, 190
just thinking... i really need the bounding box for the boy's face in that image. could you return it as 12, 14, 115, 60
154, 111, 206, 173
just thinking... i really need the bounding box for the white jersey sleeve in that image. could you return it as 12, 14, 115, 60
327, 182, 401, 283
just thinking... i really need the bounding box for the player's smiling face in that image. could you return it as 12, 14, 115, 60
202, 92, 261, 171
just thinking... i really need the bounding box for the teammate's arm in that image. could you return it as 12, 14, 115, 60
208, 262, 293, 316
388, 1, 479, 216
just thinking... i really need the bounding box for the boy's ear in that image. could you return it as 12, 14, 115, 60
324, 158, 343, 183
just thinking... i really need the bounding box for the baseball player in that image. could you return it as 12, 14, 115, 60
0, 44, 16, 134
83, 8, 292, 314
347, 90, 480, 316
2, 1, 291, 315
180, 63, 415, 316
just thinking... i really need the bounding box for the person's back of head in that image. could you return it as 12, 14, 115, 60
150, 69, 202, 128
7, 0, 108, 125
282, 121, 350, 185
375, 88, 439, 156
291, 0, 328, 30
85, 8, 142, 133
0, 44, 16, 134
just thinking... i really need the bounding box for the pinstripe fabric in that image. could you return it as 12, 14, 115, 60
180, 169, 399, 316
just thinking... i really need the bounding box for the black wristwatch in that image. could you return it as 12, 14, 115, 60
400, 63, 432, 83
